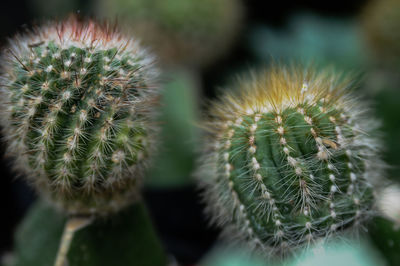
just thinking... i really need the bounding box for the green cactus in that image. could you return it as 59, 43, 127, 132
9, 200, 167, 266
197, 66, 385, 257
0, 16, 160, 215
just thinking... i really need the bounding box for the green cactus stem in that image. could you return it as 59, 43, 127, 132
197, 65, 385, 257
10, 200, 168, 266
0, 16, 160, 215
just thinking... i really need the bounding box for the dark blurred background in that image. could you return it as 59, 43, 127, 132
1, 0, 399, 265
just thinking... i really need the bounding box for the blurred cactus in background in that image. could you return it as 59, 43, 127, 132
97, 0, 243, 68
0, 16, 160, 215
368, 184, 400, 266
248, 14, 369, 71
200, 238, 385, 266
361, 0, 400, 66
358, 0, 400, 188
28, 0, 80, 19
378, 184, 400, 227
369, 216, 400, 266
282, 240, 385, 266
197, 65, 385, 257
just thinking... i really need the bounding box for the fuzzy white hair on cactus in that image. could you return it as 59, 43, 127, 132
378, 185, 400, 229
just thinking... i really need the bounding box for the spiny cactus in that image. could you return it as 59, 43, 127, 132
197, 66, 385, 256
0, 16, 159, 215
97, 0, 243, 68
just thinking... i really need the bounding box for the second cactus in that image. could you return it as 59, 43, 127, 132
198, 65, 385, 256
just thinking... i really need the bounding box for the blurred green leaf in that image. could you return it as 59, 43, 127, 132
369, 217, 400, 266
374, 87, 400, 182
146, 69, 200, 188
13, 200, 65, 266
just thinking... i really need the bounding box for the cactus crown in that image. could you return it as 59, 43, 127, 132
0, 16, 159, 215
198, 65, 384, 256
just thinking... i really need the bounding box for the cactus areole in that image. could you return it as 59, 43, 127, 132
198, 66, 384, 256
0, 17, 159, 215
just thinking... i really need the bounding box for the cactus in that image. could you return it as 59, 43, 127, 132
97, 0, 243, 68
0, 16, 160, 215
9, 200, 167, 266
197, 65, 385, 257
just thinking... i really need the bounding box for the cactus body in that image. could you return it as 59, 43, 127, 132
0, 17, 159, 215
198, 66, 384, 256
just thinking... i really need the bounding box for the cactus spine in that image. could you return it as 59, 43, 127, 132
0, 17, 159, 215
198, 66, 384, 256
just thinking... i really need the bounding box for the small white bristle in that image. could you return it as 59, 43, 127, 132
350, 172, 357, 182
275, 115, 282, 124
305, 222, 311, 229
62, 91, 71, 100
45, 65, 53, 73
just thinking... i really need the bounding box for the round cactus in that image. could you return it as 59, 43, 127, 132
0, 16, 160, 215
197, 66, 385, 256
97, 0, 243, 68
